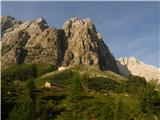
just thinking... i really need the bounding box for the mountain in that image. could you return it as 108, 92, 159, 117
2, 17, 160, 120
1, 16, 119, 73
1, 16, 22, 36
117, 56, 160, 83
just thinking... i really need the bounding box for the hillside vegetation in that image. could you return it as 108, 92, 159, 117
2, 64, 160, 120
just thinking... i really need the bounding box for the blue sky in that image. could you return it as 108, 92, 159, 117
1, 1, 160, 67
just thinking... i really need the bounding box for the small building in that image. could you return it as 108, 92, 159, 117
58, 66, 69, 71
44, 82, 69, 90
45, 82, 51, 88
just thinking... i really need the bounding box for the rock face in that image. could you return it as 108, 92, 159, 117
1, 16, 61, 67
1, 16, 22, 36
117, 57, 160, 82
61, 18, 118, 72
1, 16, 119, 73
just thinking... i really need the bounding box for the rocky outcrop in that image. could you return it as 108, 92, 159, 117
1, 16, 22, 36
1, 16, 119, 73
117, 57, 160, 83
1, 17, 62, 67
61, 18, 119, 73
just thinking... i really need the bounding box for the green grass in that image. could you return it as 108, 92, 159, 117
37, 65, 126, 87
109, 93, 140, 109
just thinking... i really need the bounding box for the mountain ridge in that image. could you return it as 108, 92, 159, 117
2, 16, 159, 82
1, 16, 119, 74
117, 56, 160, 83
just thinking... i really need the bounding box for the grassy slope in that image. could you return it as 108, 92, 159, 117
34, 65, 143, 119
2, 64, 158, 120
35, 65, 126, 87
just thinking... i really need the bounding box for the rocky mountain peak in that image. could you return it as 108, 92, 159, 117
62, 18, 97, 38
34, 17, 48, 29
128, 56, 139, 63
1, 16, 22, 35
35, 17, 46, 23
24, 17, 49, 32
117, 57, 160, 82
1, 16, 15, 22
63, 17, 93, 27
1, 16, 119, 74
61, 18, 118, 73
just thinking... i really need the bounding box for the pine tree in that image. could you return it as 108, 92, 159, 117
67, 75, 83, 120
9, 84, 34, 120
27, 79, 36, 101
31, 64, 37, 78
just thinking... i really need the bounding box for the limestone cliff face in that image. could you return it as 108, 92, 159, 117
1, 16, 22, 36
1, 16, 61, 67
117, 57, 160, 82
61, 18, 119, 73
1, 16, 119, 73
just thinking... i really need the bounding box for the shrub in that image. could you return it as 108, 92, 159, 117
139, 82, 160, 115
127, 75, 147, 94
36, 63, 57, 76
86, 77, 118, 92
2, 64, 37, 81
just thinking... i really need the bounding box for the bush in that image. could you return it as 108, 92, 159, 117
86, 77, 119, 92
140, 82, 160, 115
2, 64, 37, 81
36, 63, 57, 76
128, 75, 146, 86
127, 75, 147, 94
115, 82, 128, 93
35, 98, 64, 120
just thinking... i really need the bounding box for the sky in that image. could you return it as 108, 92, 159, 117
1, 1, 160, 67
